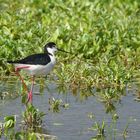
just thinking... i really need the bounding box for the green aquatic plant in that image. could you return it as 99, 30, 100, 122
3, 115, 16, 138
89, 113, 120, 140
0, 113, 56, 140
90, 120, 106, 140
0, 115, 16, 139
22, 104, 45, 131
48, 97, 69, 113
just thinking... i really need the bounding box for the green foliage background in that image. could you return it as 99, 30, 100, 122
0, 0, 140, 91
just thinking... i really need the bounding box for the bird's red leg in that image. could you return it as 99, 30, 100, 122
27, 76, 35, 103
15, 67, 29, 92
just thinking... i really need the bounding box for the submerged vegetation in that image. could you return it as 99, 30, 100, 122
0, 0, 140, 139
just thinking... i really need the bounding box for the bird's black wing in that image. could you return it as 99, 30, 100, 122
7, 53, 51, 65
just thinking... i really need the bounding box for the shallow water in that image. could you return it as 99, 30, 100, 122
0, 81, 140, 140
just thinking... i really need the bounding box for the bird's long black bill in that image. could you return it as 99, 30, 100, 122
57, 48, 72, 54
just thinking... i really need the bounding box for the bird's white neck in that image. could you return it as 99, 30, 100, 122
47, 47, 57, 55
49, 53, 56, 65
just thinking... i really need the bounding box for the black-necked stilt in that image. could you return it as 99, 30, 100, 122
8, 42, 69, 103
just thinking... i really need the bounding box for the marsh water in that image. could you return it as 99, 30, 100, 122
0, 79, 140, 140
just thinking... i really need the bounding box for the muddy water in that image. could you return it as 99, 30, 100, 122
0, 81, 140, 140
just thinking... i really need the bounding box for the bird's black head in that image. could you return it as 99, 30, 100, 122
44, 42, 72, 55
44, 42, 57, 54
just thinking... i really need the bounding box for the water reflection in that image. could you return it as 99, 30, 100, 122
0, 76, 140, 140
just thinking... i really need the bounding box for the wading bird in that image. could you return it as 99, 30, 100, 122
8, 42, 68, 103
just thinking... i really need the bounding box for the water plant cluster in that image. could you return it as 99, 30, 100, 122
0, 0, 140, 139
